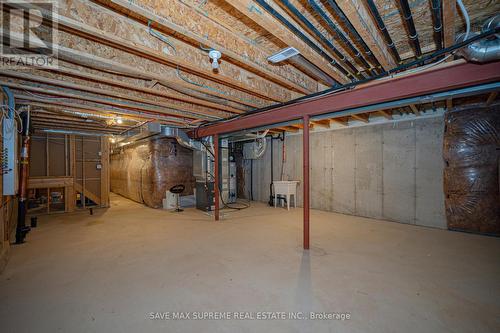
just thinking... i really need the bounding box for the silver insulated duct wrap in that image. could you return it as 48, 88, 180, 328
457, 15, 500, 63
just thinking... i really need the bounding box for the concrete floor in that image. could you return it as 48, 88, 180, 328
1, 194, 499, 333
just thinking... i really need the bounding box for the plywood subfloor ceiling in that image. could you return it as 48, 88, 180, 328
0, 0, 498, 134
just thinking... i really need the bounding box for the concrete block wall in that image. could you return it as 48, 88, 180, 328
244, 115, 446, 229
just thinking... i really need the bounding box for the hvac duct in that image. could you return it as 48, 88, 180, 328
113, 122, 202, 151
457, 15, 500, 63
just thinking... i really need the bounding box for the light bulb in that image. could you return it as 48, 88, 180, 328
212, 58, 219, 69
116, 117, 123, 124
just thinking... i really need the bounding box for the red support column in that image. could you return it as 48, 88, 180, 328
214, 134, 220, 221
303, 115, 310, 250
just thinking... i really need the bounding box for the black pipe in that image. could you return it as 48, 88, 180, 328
365, 0, 402, 63
430, 0, 443, 50
279, 0, 360, 80
397, 0, 422, 57
325, 0, 382, 73
267, 133, 285, 206
307, 0, 372, 74
16, 110, 31, 244
252, 0, 347, 85
195, 26, 500, 131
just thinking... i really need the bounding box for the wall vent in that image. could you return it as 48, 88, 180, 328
267, 47, 300, 63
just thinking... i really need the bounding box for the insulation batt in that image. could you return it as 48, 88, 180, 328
110, 137, 195, 208
443, 104, 500, 235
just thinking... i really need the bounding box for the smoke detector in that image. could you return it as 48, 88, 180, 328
268, 47, 300, 63
208, 50, 222, 70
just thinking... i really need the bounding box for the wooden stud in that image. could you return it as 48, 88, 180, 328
486, 92, 498, 106
351, 114, 369, 123
409, 104, 421, 116
312, 119, 331, 128
378, 110, 393, 119
446, 99, 453, 110
443, 0, 457, 48
330, 117, 348, 126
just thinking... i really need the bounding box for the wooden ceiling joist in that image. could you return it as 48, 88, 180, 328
1, 81, 213, 122
442, 0, 457, 48
335, 0, 397, 70
38, 66, 243, 114
92, 0, 313, 95
222, 0, 347, 84
2, 30, 261, 110
32, 124, 121, 134
23, 5, 286, 103
30, 103, 145, 123
31, 119, 124, 132
0, 70, 233, 119
16, 97, 186, 124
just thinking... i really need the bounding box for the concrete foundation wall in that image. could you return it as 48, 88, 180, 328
244, 116, 446, 228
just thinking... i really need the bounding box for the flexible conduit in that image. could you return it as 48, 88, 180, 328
397, 0, 422, 57
365, 0, 401, 63
252, 0, 344, 85
307, 0, 372, 74
279, 0, 359, 80
430, 0, 443, 50
325, 0, 381, 73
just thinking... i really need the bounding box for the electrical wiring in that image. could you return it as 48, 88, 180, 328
0, 104, 24, 136
147, 20, 177, 55
390, 0, 472, 77
175, 66, 260, 107
22, 89, 67, 100
457, 0, 471, 41
195, 24, 500, 135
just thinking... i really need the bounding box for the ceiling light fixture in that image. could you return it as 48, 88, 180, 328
208, 50, 222, 71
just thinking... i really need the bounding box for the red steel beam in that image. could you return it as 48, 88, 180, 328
303, 115, 310, 250
194, 61, 500, 137
214, 134, 220, 221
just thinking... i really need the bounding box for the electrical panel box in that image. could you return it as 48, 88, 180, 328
2, 118, 18, 195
